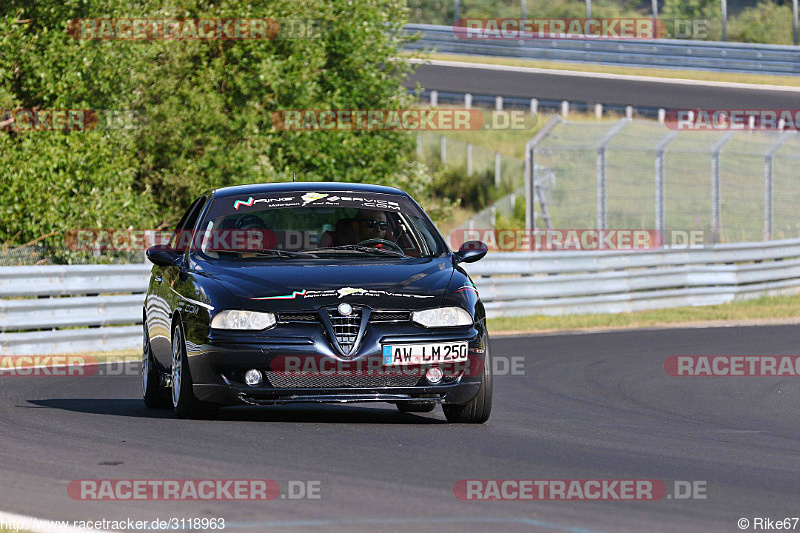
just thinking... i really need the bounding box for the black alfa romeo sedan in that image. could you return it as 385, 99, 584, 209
143, 182, 491, 422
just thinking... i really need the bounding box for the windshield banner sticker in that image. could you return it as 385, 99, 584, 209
232, 193, 402, 211
251, 287, 434, 300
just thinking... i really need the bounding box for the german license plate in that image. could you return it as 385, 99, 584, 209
382, 342, 468, 365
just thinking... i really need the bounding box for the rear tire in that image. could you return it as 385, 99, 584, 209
396, 402, 436, 413
142, 322, 170, 408
443, 336, 492, 424
171, 322, 204, 419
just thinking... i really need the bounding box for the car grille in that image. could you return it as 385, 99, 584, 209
278, 312, 318, 323
328, 307, 362, 354
264, 371, 420, 389
370, 311, 411, 322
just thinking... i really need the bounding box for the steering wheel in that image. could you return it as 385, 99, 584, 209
357, 238, 404, 254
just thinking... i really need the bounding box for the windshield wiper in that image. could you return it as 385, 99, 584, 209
222, 249, 318, 259
313, 245, 406, 257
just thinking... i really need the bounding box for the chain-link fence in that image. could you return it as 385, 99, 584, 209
530, 119, 800, 243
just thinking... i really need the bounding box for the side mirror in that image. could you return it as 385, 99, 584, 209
453, 241, 488, 264
146, 244, 182, 267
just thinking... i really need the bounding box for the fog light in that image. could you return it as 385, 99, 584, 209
425, 367, 443, 384
244, 369, 263, 387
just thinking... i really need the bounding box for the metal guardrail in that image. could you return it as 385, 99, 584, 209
2, 239, 800, 354
464, 238, 800, 316
405, 24, 800, 75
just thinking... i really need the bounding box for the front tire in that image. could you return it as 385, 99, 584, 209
142, 322, 170, 408
171, 322, 203, 419
443, 336, 493, 424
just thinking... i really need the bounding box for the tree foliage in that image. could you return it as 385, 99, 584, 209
0, 0, 425, 259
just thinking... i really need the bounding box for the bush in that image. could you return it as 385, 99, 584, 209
430, 164, 494, 211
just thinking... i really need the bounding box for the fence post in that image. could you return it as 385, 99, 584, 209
596, 119, 631, 237
440, 135, 447, 165
764, 132, 795, 240
494, 151, 501, 187
711, 132, 735, 244
721, 0, 727, 41
524, 116, 564, 231
467, 143, 473, 176
655, 131, 679, 241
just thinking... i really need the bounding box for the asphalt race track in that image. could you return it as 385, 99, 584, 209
406, 61, 800, 110
1, 325, 799, 532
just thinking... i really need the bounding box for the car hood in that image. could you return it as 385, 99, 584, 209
194, 257, 455, 311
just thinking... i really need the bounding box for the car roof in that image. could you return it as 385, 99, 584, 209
210, 182, 408, 199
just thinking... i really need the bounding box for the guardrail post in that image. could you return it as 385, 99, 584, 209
711, 132, 735, 244
658, 109, 665, 123
430, 90, 438, 108
596, 118, 631, 238
524, 115, 564, 231
465, 93, 472, 109
625, 106, 633, 120
467, 143, 473, 176
764, 132, 796, 240
560, 101, 569, 118
794, 0, 799, 45
440, 135, 447, 165
521, 0, 527, 19
453, 0, 459, 24
495, 151, 501, 187
495, 96, 503, 111
530, 99, 538, 115
721, 0, 728, 41
594, 103, 602, 119
655, 131, 679, 241
586, 0, 592, 18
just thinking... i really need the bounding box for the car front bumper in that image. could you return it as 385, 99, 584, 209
182, 320, 487, 406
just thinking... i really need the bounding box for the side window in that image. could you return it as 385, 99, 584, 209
169, 195, 207, 251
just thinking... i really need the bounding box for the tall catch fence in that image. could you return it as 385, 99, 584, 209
527, 119, 800, 243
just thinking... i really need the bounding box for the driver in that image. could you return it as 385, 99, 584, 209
352, 209, 388, 243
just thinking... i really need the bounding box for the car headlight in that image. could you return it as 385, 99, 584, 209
211, 310, 276, 330
412, 307, 473, 328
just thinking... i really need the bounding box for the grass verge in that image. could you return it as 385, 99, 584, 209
412, 52, 800, 88
489, 293, 800, 335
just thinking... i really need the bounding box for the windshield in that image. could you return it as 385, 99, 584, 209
194, 190, 447, 260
